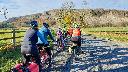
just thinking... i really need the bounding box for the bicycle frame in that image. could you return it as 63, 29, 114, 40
39, 47, 49, 63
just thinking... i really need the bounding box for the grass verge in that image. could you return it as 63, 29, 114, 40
0, 48, 22, 72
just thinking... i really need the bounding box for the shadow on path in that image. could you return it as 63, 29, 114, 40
44, 34, 128, 72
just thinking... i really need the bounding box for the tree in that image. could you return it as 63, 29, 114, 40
81, 0, 88, 27
0, 21, 13, 28
59, 1, 76, 28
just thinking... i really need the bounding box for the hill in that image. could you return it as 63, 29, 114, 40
1, 8, 128, 28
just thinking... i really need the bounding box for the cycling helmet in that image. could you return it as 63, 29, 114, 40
30, 21, 38, 28
43, 22, 49, 28
73, 22, 79, 28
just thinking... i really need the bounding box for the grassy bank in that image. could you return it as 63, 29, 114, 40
0, 48, 22, 72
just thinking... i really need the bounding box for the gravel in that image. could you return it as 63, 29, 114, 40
44, 34, 128, 72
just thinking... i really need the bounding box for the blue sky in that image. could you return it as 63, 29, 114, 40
0, 0, 128, 21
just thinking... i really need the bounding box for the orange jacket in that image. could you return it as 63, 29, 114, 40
67, 28, 73, 36
72, 28, 81, 36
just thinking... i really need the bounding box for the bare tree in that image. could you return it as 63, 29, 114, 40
82, 0, 88, 9
61, 1, 75, 9
0, 8, 8, 20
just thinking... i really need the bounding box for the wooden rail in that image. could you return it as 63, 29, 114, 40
0, 29, 26, 48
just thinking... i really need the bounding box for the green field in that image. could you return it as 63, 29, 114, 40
83, 27, 128, 42
83, 27, 128, 32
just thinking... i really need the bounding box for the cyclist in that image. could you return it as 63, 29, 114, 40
56, 27, 64, 51
37, 22, 55, 67
21, 20, 47, 72
70, 23, 81, 55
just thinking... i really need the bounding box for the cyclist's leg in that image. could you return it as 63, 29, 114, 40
60, 36, 64, 48
62, 36, 65, 48
73, 41, 79, 60
64, 34, 67, 45
64, 33, 67, 40
22, 54, 31, 66
36, 44, 43, 53
73, 42, 77, 53
65, 33, 67, 38
57, 38, 60, 48
31, 45, 42, 71
59, 38, 61, 48
78, 36, 81, 47
45, 47, 52, 66
21, 45, 31, 65
72, 42, 77, 59
77, 36, 81, 54
65, 33, 68, 42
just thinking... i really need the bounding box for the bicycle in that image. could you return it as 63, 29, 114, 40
37, 45, 49, 66
10, 42, 56, 72
56, 37, 65, 52
69, 37, 81, 60
37, 41, 56, 68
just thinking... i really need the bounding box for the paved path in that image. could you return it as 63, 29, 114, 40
45, 34, 128, 72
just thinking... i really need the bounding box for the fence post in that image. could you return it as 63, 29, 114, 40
12, 28, 16, 48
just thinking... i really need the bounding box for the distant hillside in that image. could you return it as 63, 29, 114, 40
1, 8, 128, 28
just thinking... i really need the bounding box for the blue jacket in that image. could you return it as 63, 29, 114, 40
37, 26, 54, 44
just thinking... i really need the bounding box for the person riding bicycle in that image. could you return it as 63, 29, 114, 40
37, 22, 55, 67
70, 23, 81, 54
21, 20, 47, 72
56, 27, 64, 50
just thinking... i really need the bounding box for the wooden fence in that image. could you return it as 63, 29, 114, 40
0, 29, 26, 48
